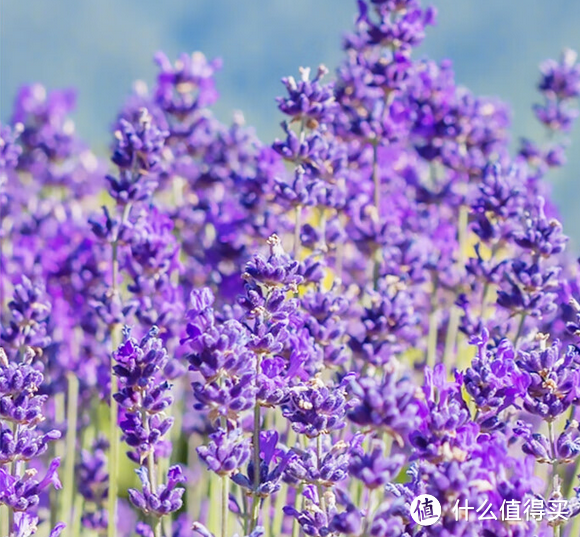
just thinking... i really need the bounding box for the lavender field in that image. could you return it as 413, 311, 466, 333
2, 1, 580, 536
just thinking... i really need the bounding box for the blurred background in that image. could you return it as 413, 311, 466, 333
2, 0, 580, 246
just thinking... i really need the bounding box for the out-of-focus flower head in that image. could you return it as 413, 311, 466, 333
154, 51, 222, 118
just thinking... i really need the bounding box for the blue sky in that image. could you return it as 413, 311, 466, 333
2, 0, 580, 245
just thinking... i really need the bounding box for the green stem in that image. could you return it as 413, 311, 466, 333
153, 517, 162, 537
108, 248, 121, 537
164, 384, 182, 536
273, 484, 289, 537
362, 489, 372, 536
548, 420, 559, 484
291, 484, 303, 537
54, 392, 66, 458
142, 405, 160, 537
263, 494, 272, 537
249, 494, 261, 534
514, 313, 527, 347
426, 278, 439, 368
221, 475, 229, 537
427, 313, 439, 368
479, 242, 500, 318
48, 385, 65, 531
443, 308, 460, 369
107, 201, 131, 537
273, 425, 295, 536
443, 204, 469, 368
62, 372, 79, 534
163, 514, 172, 537
569, 512, 580, 537
563, 451, 580, 499
249, 406, 262, 531
294, 205, 302, 259
8, 505, 14, 535
316, 435, 326, 514
108, 333, 120, 537
208, 471, 221, 535
319, 207, 327, 253
187, 435, 200, 521
10, 424, 22, 536
480, 281, 491, 318
243, 488, 249, 536
382, 431, 393, 457
249, 356, 262, 532
71, 491, 83, 537
147, 450, 156, 492
547, 420, 565, 537
1, 505, 9, 537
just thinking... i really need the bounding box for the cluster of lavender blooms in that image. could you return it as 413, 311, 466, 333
4, 1, 580, 536
0, 280, 64, 537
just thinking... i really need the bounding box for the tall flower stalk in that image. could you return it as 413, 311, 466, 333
114, 326, 185, 537
0, 279, 64, 537
89, 107, 169, 536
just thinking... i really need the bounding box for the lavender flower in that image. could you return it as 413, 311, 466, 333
113, 326, 173, 463
277, 66, 337, 127
534, 48, 580, 134
154, 51, 222, 117
516, 339, 579, 421
0, 276, 51, 353
348, 442, 404, 490
539, 49, 580, 100
284, 437, 358, 487
232, 430, 294, 496
284, 485, 330, 537
348, 367, 420, 445
0, 457, 61, 511
128, 465, 185, 517
463, 330, 529, 416
0, 424, 60, 465
197, 428, 250, 476
282, 378, 348, 438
